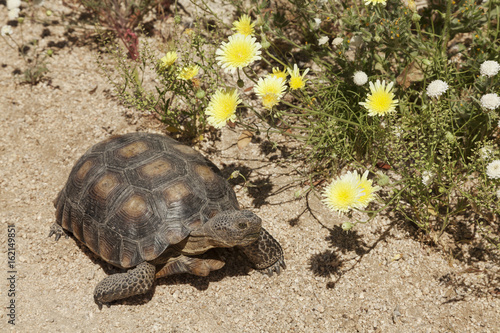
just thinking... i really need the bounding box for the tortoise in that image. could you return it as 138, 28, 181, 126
49, 132, 285, 308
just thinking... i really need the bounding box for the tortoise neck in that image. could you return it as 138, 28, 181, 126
178, 234, 216, 255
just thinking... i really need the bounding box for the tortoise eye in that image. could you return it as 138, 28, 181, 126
237, 222, 247, 230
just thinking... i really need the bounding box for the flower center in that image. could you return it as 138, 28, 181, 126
290, 77, 304, 89
370, 91, 392, 112
262, 93, 279, 108
228, 42, 251, 64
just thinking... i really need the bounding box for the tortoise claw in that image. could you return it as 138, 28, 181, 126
96, 301, 111, 310
48, 223, 68, 241
260, 258, 286, 277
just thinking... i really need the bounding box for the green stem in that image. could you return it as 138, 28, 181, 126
442, 0, 453, 62
279, 101, 361, 127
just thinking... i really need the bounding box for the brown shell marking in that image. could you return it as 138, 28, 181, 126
76, 159, 94, 181
117, 140, 149, 159
121, 194, 148, 219
163, 182, 191, 203
194, 164, 225, 199
194, 165, 216, 182
94, 172, 120, 200
139, 158, 173, 178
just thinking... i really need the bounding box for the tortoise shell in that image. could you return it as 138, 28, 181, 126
54, 132, 239, 269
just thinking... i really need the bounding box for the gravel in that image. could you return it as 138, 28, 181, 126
1, 1, 499, 332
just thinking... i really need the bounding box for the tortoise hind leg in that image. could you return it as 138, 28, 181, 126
48, 223, 68, 241
155, 255, 225, 278
94, 261, 156, 309
238, 228, 286, 276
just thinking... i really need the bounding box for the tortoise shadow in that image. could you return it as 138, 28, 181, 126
54, 234, 256, 307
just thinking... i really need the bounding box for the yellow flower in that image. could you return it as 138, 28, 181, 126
159, 51, 178, 68
356, 170, 380, 208
216, 34, 262, 74
287, 64, 310, 90
205, 89, 241, 128
232, 14, 255, 36
359, 80, 398, 116
322, 171, 365, 214
269, 67, 288, 81
177, 65, 200, 80
254, 76, 287, 109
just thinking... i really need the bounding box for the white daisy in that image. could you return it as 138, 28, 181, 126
318, 35, 329, 45
332, 37, 343, 47
7, 0, 21, 10
1, 25, 13, 36
8, 8, 20, 20
313, 18, 322, 30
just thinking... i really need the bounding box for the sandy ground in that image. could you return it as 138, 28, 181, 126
1, 1, 499, 332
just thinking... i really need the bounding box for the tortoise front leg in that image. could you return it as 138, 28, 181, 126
238, 228, 286, 276
93, 261, 156, 309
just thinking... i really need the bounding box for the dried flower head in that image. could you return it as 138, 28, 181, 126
480, 93, 500, 110
486, 160, 500, 179
353, 71, 368, 86
421, 170, 434, 186
479, 146, 494, 160
480, 60, 500, 78
426, 79, 449, 98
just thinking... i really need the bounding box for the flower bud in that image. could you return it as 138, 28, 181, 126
195, 89, 206, 99
341, 221, 354, 231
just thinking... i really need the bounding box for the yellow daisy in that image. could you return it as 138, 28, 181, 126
216, 34, 262, 74
359, 80, 398, 116
287, 64, 310, 90
159, 51, 178, 69
322, 171, 365, 214
254, 76, 287, 109
177, 65, 200, 81
356, 170, 380, 208
269, 67, 288, 81
232, 14, 255, 36
205, 89, 241, 128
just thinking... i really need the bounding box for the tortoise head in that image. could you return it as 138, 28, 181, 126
191, 210, 262, 248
